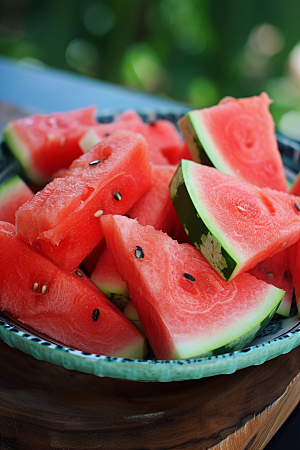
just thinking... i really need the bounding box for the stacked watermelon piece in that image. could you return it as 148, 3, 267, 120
0, 97, 299, 361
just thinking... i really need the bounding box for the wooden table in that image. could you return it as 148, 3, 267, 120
1, 56, 300, 450
1, 339, 300, 450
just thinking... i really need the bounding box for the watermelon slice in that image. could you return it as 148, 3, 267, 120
90, 246, 130, 311
79, 110, 186, 165
0, 222, 146, 359
127, 165, 184, 237
0, 176, 33, 224
248, 250, 293, 317
170, 160, 300, 281
2, 106, 98, 185
178, 93, 288, 192
101, 215, 284, 360
16, 130, 152, 272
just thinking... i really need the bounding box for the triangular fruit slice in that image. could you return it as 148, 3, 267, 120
248, 250, 293, 318
178, 93, 287, 192
2, 106, 98, 185
90, 246, 130, 312
170, 160, 300, 281
0, 222, 146, 359
127, 165, 184, 237
80, 110, 186, 165
16, 130, 152, 272
101, 214, 284, 360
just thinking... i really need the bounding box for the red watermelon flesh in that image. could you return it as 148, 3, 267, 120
178, 93, 288, 192
90, 245, 130, 308
15, 130, 152, 272
91, 166, 188, 304
0, 222, 146, 359
101, 214, 284, 360
0, 176, 34, 224
79, 111, 186, 165
127, 165, 182, 236
2, 106, 98, 185
248, 250, 293, 317
114, 110, 144, 123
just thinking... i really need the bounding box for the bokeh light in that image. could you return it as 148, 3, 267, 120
65, 38, 100, 76
1, 0, 300, 130
121, 43, 169, 92
83, 3, 114, 36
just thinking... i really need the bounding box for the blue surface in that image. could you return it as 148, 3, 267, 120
0, 56, 190, 114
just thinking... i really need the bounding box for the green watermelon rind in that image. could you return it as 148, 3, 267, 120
2, 125, 43, 185
178, 111, 233, 174
104, 292, 130, 312
170, 160, 241, 280
173, 286, 284, 359
0, 175, 24, 200
79, 128, 102, 153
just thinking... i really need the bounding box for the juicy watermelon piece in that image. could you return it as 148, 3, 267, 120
178, 93, 288, 192
101, 215, 284, 360
170, 160, 300, 281
2, 106, 98, 185
90, 246, 130, 311
79, 110, 186, 165
0, 176, 33, 224
0, 222, 146, 359
16, 130, 152, 272
248, 250, 293, 317
127, 165, 182, 236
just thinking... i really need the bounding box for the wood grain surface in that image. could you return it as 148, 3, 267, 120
0, 339, 300, 450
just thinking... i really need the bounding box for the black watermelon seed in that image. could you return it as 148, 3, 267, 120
104, 132, 110, 137
183, 273, 196, 282
89, 159, 102, 166
135, 246, 144, 259
75, 270, 83, 277
295, 202, 300, 211
114, 191, 122, 201
92, 309, 100, 322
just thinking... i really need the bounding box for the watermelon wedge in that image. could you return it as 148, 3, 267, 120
79, 110, 186, 165
170, 160, 300, 281
16, 130, 152, 272
178, 93, 288, 192
127, 165, 183, 236
248, 250, 293, 317
90, 246, 130, 311
0, 175, 33, 224
101, 215, 284, 360
0, 222, 146, 359
2, 106, 98, 185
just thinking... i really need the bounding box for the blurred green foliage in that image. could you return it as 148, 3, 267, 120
1, 0, 300, 131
